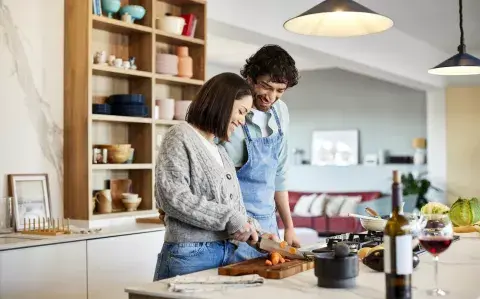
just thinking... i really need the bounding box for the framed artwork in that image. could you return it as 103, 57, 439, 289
311, 130, 359, 166
8, 174, 52, 231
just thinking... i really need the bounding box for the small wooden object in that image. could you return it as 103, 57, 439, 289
20, 217, 72, 236
218, 257, 314, 279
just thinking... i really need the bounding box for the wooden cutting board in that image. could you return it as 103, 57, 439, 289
218, 257, 314, 279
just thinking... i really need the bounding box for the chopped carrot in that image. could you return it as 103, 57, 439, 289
270, 252, 282, 265
284, 258, 291, 262
288, 247, 297, 254
265, 259, 273, 266
280, 257, 285, 263
279, 241, 288, 249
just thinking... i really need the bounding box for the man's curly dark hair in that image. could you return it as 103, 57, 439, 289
240, 44, 299, 88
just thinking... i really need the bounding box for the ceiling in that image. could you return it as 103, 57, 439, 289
205, 0, 480, 90
206, 34, 334, 71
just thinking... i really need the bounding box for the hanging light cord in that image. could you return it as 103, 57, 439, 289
458, 0, 466, 53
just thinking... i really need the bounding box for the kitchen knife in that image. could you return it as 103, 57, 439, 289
252, 236, 315, 260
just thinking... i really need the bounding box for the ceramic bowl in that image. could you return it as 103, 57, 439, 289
122, 197, 142, 212
157, 15, 185, 35
101, 0, 121, 18
119, 5, 146, 21
122, 193, 139, 202
360, 218, 387, 232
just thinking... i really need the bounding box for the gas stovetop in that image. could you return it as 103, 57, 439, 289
311, 231, 460, 256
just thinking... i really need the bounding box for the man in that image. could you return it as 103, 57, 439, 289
221, 44, 301, 262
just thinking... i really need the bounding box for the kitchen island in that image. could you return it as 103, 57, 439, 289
125, 236, 480, 299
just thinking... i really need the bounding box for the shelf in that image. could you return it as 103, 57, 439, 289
92, 209, 157, 220
92, 64, 153, 79
155, 119, 184, 126
155, 30, 205, 46
155, 74, 204, 86
92, 15, 153, 34
92, 114, 153, 124
158, 0, 206, 5
92, 164, 153, 170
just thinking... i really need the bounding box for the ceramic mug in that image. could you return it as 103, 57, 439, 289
95, 189, 112, 214
114, 58, 123, 68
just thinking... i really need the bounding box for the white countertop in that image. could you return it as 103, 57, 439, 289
0, 222, 165, 251
125, 236, 480, 299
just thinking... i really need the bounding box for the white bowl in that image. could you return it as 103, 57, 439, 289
360, 218, 387, 232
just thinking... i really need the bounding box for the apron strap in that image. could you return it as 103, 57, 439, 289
242, 124, 253, 142
270, 106, 283, 135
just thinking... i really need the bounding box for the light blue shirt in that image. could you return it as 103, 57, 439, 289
221, 100, 290, 192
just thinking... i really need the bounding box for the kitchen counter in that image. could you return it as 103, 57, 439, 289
0, 222, 165, 251
125, 237, 480, 299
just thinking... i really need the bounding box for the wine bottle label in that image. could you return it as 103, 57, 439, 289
384, 235, 413, 275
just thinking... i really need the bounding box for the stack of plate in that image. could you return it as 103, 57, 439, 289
106, 94, 149, 117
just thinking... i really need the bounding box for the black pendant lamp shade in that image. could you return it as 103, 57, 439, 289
428, 0, 480, 75
283, 0, 394, 37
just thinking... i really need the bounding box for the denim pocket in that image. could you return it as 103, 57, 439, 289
166, 242, 208, 258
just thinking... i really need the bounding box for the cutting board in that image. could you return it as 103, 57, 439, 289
218, 257, 314, 279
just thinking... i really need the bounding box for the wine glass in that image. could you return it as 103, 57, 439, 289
417, 214, 454, 296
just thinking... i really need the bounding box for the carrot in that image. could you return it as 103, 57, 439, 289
280, 257, 285, 263
265, 259, 273, 266
284, 258, 291, 262
270, 252, 282, 265
288, 247, 297, 254
279, 241, 288, 249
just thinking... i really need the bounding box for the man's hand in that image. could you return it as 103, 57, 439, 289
283, 227, 301, 248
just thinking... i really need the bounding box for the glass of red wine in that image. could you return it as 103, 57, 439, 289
418, 213, 454, 296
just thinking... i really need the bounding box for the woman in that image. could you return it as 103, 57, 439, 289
154, 72, 266, 281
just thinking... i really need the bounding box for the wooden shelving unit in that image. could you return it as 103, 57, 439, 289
64, 0, 206, 221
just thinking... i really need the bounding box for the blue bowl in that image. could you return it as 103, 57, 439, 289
111, 105, 149, 117
101, 0, 121, 18
119, 5, 146, 21
107, 94, 145, 106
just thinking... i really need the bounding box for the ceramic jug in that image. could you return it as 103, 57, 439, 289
177, 46, 193, 78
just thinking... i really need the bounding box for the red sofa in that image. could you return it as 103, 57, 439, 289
276, 191, 382, 235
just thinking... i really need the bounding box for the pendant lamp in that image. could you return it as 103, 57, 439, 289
283, 0, 393, 37
428, 0, 480, 75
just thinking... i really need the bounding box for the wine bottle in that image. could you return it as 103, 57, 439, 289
384, 170, 412, 299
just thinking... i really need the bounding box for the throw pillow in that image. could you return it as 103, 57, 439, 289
309, 193, 327, 216
324, 195, 347, 217
292, 193, 317, 216
338, 195, 362, 216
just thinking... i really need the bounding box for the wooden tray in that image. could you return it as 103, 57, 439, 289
218, 257, 314, 279
135, 217, 164, 224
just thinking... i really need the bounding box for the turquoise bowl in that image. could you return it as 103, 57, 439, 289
101, 0, 121, 18
119, 5, 146, 21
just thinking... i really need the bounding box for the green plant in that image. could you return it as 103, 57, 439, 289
401, 172, 436, 210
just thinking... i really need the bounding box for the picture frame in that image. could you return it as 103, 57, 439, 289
8, 174, 52, 231
311, 130, 359, 166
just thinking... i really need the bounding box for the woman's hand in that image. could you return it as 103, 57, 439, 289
232, 223, 258, 243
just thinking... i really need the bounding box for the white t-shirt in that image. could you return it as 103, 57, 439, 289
251, 109, 269, 137
188, 124, 224, 166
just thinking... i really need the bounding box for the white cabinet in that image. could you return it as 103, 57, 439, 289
0, 241, 88, 299
87, 231, 165, 299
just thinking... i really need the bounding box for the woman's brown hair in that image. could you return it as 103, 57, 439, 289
186, 72, 252, 141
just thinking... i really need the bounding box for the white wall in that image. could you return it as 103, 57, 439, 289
0, 0, 64, 217
426, 90, 447, 203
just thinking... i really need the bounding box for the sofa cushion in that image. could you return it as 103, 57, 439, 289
324, 195, 346, 217
288, 191, 382, 211
309, 193, 327, 216
338, 195, 362, 216
292, 193, 318, 216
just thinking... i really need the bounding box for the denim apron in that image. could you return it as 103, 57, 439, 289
232, 106, 283, 262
